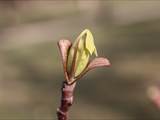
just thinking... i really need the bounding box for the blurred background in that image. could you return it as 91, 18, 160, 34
0, 0, 160, 120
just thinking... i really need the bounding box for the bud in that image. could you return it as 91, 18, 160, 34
58, 29, 110, 84
67, 29, 98, 78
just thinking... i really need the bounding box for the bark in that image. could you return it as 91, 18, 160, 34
57, 82, 76, 120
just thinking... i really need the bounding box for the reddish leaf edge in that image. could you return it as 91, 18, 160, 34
68, 57, 111, 84
57, 39, 72, 83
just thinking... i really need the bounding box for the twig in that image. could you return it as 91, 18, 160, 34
57, 82, 76, 120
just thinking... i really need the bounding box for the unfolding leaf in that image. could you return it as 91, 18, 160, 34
94, 47, 98, 56
85, 30, 98, 56
74, 57, 111, 82
85, 57, 110, 73
67, 29, 98, 79
57, 39, 72, 81
75, 48, 90, 77
67, 46, 75, 74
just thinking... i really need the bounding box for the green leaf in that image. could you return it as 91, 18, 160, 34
75, 48, 90, 76
94, 47, 98, 56
67, 29, 98, 78
67, 46, 75, 74
85, 30, 97, 55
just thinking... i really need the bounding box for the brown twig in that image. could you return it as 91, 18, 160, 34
57, 82, 76, 120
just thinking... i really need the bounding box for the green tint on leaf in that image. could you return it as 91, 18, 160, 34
67, 29, 98, 78
85, 30, 96, 55
94, 47, 98, 56
67, 47, 75, 74
75, 48, 90, 76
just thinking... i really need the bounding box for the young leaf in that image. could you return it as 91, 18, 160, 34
57, 40, 72, 81
67, 29, 98, 79
85, 30, 97, 56
67, 46, 75, 74
75, 57, 110, 81
86, 57, 110, 72
75, 47, 90, 77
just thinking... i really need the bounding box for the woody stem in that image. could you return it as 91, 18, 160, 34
57, 81, 76, 120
